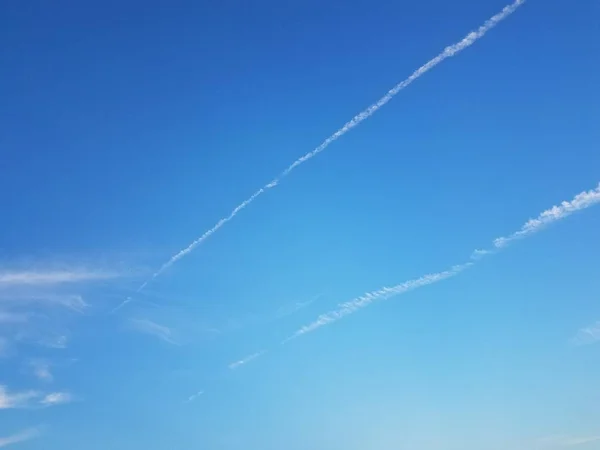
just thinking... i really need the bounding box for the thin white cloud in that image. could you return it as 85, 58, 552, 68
130, 0, 525, 296
40, 392, 73, 406
0, 269, 117, 287
289, 182, 600, 339
0, 428, 41, 448
0, 386, 73, 409
571, 321, 600, 346
39, 334, 68, 349
30, 360, 53, 382
537, 435, 600, 447
228, 350, 266, 370
0, 293, 89, 313
109, 296, 132, 314
184, 390, 204, 403
129, 318, 179, 345
494, 183, 600, 249
286, 264, 471, 341
0, 386, 39, 410
470, 248, 491, 260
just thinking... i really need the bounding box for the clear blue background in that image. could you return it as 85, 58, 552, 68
1, 0, 599, 448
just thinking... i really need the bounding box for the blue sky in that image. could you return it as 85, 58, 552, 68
1, 0, 599, 448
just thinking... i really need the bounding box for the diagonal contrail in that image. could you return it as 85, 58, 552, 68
135, 0, 526, 294
285, 182, 600, 340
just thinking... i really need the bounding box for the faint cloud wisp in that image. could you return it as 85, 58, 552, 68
228, 351, 266, 370
0, 386, 74, 409
0, 427, 42, 448
40, 392, 73, 406
129, 318, 179, 345
571, 321, 600, 346
0, 269, 118, 287
184, 390, 204, 403
0, 386, 39, 410
29, 360, 53, 382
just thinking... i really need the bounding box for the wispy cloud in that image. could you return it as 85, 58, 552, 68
39, 334, 68, 349
184, 390, 204, 403
537, 435, 600, 447
0, 269, 118, 287
131, 0, 525, 295
493, 183, 600, 249
0, 428, 41, 448
129, 318, 179, 345
228, 350, 266, 370
288, 182, 600, 339
0, 293, 89, 313
571, 321, 600, 346
29, 360, 53, 382
0, 386, 73, 409
0, 386, 39, 410
286, 264, 471, 341
470, 248, 491, 260
213, 293, 325, 335
40, 392, 73, 406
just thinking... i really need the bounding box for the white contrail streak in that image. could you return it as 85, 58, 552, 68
286, 182, 600, 340
284, 263, 472, 341
228, 350, 266, 370
493, 183, 600, 249
136, 0, 526, 292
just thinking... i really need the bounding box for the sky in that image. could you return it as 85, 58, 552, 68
0, 0, 599, 448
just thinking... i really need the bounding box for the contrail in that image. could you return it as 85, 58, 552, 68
283, 263, 472, 342
493, 183, 600, 249
228, 350, 266, 370
133, 0, 526, 294
286, 182, 600, 340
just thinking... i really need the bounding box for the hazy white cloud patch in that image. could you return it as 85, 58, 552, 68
493, 183, 600, 249
35, 334, 69, 349
0, 386, 39, 409
40, 392, 73, 406
228, 350, 266, 370
571, 321, 600, 346
0, 386, 74, 409
29, 360, 53, 382
0, 427, 42, 448
129, 318, 179, 345
0, 291, 89, 313
470, 248, 492, 260
0, 269, 118, 287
